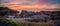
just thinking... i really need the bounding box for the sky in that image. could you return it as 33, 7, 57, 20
0, 0, 60, 11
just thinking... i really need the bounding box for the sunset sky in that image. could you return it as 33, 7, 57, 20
0, 0, 60, 11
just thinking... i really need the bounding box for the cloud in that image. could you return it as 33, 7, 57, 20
0, 0, 39, 5
46, 0, 60, 5
0, 0, 60, 9
0, 0, 60, 5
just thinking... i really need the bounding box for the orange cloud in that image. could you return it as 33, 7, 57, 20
7, 4, 60, 11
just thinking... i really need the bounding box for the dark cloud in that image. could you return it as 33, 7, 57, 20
46, 0, 60, 5
0, 0, 3, 2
